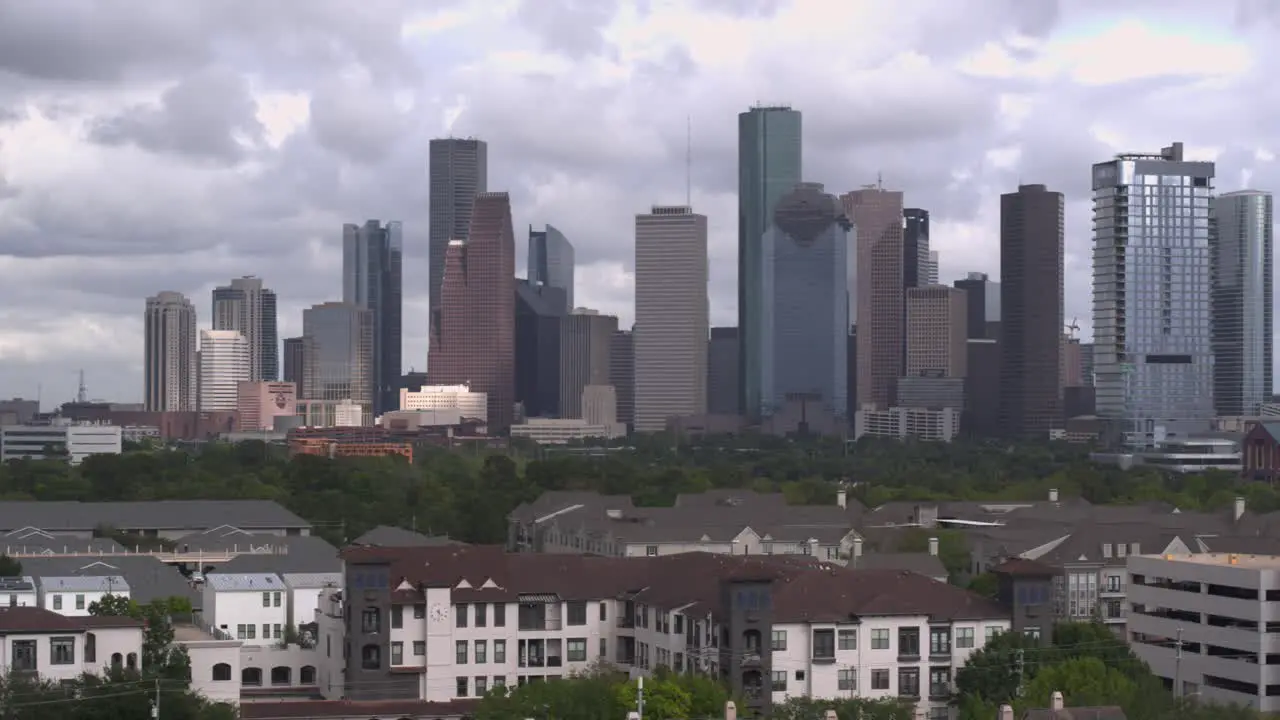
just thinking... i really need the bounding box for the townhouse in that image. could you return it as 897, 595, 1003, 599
337, 545, 1010, 718
38, 575, 130, 615
0, 606, 144, 680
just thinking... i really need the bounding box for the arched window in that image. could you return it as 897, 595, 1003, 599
212, 663, 232, 681
126, 653, 137, 670
270, 666, 291, 685
299, 666, 316, 685
242, 667, 263, 686
110, 653, 122, 668
84, 633, 96, 664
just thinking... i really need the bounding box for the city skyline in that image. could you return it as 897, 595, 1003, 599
1, 3, 1278, 404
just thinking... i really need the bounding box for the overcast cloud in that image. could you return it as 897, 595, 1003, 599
0, 0, 1276, 406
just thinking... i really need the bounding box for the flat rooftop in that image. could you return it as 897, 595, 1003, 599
1139, 553, 1280, 569
173, 625, 218, 642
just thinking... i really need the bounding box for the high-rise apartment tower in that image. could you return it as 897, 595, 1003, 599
1211, 190, 1273, 417
144, 291, 197, 412
198, 329, 250, 412
212, 276, 278, 381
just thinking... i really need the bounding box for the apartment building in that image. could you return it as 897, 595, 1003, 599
338, 545, 1009, 718
0, 606, 144, 681
0, 577, 37, 608
507, 490, 864, 561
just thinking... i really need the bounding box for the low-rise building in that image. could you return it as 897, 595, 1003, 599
203, 574, 289, 644
38, 576, 129, 616
854, 408, 961, 442
0, 577, 38, 608
1127, 552, 1280, 712
0, 500, 310, 539
282, 573, 342, 629
0, 422, 122, 464
0, 606, 144, 680
337, 545, 1010, 718
177, 623, 244, 706
509, 418, 625, 445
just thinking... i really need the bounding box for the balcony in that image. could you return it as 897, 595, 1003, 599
741, 651, 763, 668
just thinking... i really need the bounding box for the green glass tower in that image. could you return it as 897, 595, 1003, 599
738, 105, 802, 420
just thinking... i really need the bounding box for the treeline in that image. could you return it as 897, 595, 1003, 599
0, 436, 1269, 547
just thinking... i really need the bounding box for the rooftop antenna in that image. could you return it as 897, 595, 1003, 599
76, 370, 87, 404
685, 115, 692, 207
877, 171, 883, 190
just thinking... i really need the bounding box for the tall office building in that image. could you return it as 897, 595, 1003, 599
429, 138, 488, 354
428, 192, 516, 430
211, 276, 278, 381
1093, 142, 1215, 442
1000, 184, 1064, 438
144, 291, 197, 412
515, 279, 567, 418
634, 206, 709, 432
282, 337, 305, 395
905, 286, 968, 377
1211, 190, 1273, 416
610, 330, 635, 430
738, 105, 802, 421
707, 327, 740, 416
559, 309, 618, 419
760, 182, 851, 421
302, 302, 374, 424
843, 187, 905, 410
528, 224, 576, 309
343, 220, 403, 416
198, 330, 250, 412
953, 272, 1002, 340
903, 208, 931, 289
925, 251, 940, 285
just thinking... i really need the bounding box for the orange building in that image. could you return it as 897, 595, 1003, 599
287, 427, 412, 462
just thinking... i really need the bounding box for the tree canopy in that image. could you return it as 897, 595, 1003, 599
0, 435, 1268, 547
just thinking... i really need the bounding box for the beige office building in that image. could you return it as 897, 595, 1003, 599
560, 309, 618, 419
634, 206, 708, 432
198, 330, 251, 412
905, 286, 969, 377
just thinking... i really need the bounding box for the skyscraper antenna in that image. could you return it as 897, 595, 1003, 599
685, 115, 692, 207
877, 171, 883, 190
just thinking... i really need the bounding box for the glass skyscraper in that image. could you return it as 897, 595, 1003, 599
738, 105, 802, 421
759, 183, 850, 421
528, 224, 576, 309
1092, 142, 1215, 444
342, 220, 403, 416
1211, 190, 1273, 416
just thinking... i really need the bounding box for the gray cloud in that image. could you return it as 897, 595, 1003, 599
0, 0, 1276, 406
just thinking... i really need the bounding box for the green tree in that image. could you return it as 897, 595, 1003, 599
774, 696, 915, 720
955, 630, 1040, 703
0, 555, 22, 577
1021, 657, 1138, 712
88, 594, 191, 683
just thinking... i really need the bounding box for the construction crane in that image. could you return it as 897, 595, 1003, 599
1065, 317, 1080, 340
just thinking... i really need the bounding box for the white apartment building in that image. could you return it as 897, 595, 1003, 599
1127, 552, 1280, 712
0, 423, 123, 464
38, 576, 130, 616
0, 577, 38, 608
340, 546, 1010, 717
0, 606, 144, 681
199, 329, 251, 412
855, 408, 961, 442
203, 573, 289, 644
282, 572, 342, 628
400, 385, 488, 424
510, 418, 625, 445
633, 206, 709, 432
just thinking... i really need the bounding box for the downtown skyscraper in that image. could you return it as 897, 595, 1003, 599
843, 186, 905, 410
1092, 142, 1215, 443
737, 105, 802, 421
528, 224, 576, 310
144, 291, 197, 412
343, 220, 403, 416
429, 192, 516, 431
428, 137, 488, 360
999, 184, 1064, 438
212, 276, 278, 381
1211, 190, 1273, 416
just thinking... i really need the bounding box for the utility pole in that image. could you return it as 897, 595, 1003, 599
1014, 648, 1026, 698
636, 675, 645, 720
1174, 627, 1184, 698
151, 677, 160, 719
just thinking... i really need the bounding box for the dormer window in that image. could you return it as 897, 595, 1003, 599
1102, 544, 1112, 558
1116, 545, 1127, 558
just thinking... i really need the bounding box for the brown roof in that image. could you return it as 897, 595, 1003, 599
239, 699, 479, 719
343, 546, 1009, 624
992, 558, 1058, 577
0, 607, 140, 633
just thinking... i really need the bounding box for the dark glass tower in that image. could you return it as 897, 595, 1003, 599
342, 220, 403, 416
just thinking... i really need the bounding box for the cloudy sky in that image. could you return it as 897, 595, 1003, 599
0, 0, 1276, 407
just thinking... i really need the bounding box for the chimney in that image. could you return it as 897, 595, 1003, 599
837, 490, 847, 509
724, 701, 737, 720
1051, 691, 1064, 710
929, 537, 939, 557
1048, 488, 1059, 502
1234, 496, 1246, 522
853, 536, 864, 559
998, 705, 1014, 720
